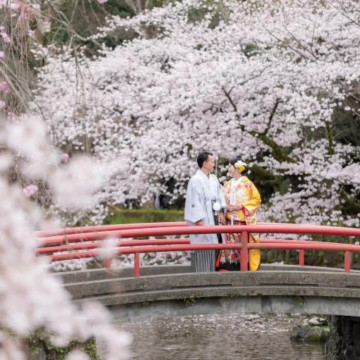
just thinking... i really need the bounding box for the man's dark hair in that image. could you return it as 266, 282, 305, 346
197, 151, 213, 168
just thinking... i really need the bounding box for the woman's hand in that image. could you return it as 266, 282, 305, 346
228, 204, 243, 212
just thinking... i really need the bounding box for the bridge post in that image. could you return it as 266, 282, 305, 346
240, 231, 248, 272
344, 251, 351, 273
299, 250, 305, 266
104, 258, 112, 269
134, 252, 140, 277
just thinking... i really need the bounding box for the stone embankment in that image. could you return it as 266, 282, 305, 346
291, 316, 330, 342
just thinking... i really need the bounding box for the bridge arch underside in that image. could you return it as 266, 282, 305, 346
64, 265, 360, 322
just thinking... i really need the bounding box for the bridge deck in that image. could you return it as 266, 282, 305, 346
57, 265, 360, 321
56, 264, 354, 283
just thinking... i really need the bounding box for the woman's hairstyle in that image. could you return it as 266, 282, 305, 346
229, 157, 248, 175
197, 151, 213, 168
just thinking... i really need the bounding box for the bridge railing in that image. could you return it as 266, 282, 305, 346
36, 223, 360, 276
35, 222, 187, 238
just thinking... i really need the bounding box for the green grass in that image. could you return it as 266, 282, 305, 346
105, 208, 184, 224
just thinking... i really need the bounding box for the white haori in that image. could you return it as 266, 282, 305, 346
184, 170, 226, 244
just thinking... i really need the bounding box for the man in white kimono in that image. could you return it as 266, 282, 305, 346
184, 152, 226, 272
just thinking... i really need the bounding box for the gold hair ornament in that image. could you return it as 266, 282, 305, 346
234, 160, 247, 174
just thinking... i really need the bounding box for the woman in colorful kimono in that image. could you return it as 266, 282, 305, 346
216, 158, 261, 271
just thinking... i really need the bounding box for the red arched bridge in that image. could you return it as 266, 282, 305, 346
36, 222, 360, 321
37, 222, 360, 274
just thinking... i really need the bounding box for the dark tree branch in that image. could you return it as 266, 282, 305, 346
222, 86, 237, 112
221, 87, 296, 163
263, 98, 280, 136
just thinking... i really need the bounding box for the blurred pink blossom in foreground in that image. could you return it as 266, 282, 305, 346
10, 3, 20, 10
60, 153, 70, 164
23, 184, 38, 197
0, 115, 131, 359
0, 80, 10, 94
97, 0, 108, 4
1, 32, 10, 43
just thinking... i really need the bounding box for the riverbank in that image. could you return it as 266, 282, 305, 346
106, 208, 183, 224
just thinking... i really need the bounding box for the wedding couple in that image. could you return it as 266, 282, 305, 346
184, 151, 261, 272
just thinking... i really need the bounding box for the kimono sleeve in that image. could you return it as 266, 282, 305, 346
242, 181, 261, 215
184, 178, 206, 223
216, 177, 226, 209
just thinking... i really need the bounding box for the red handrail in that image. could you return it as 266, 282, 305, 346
36, 222, 187, 238
47, 241, 360, 275
37, 238, 328, 255
38, 223, 360, 276
36, 238, 190, 255
38, 223, 360, 246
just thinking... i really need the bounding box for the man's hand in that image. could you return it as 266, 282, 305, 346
196, 220, 205, 226
218, 212, 225, 224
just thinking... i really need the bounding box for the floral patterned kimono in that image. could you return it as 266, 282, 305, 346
217, 176, 261, 271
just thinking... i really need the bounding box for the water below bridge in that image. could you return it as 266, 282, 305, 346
120, 313, 325, 359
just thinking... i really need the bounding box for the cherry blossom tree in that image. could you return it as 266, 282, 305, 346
31, 0, 360, 227
0, 2, 136, 359
0, 113, 131, 359
2, 0, 360, 354
0, 0, 151, 115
